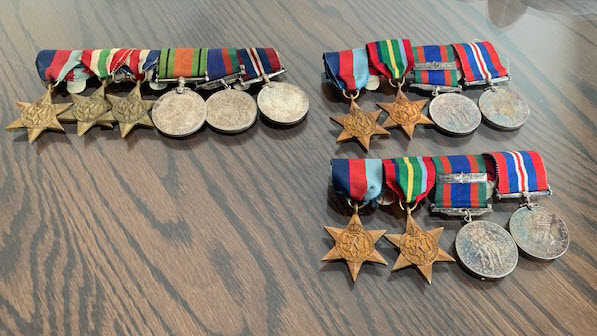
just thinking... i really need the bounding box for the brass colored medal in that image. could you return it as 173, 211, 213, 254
5, 85, 72, 143
378, 89, 433, 139
322, 211, 387, 281
331, 96, 389, 151
58, 80, 113, 136
99, 80, 155, 138
385, 208, 454, 284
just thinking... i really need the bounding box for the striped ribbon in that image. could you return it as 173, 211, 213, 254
121, 49, 160, 80
413, 45, 460, 87
486, 151, 548, 195
237, 48, 282, 81
158, 48, 208, 79
432, 155, 488, 208
383, 157, 435, 205
323, 48, 369, 92
452, 41, 508, 83
366, 39, 414, 80
36, 49, 85, 82
331, 159, 383, 203
207, 48, 240, 80
81, 49, 135, 78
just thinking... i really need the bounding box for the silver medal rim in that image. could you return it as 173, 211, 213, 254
151, 89, 207, 137
205, 89, 257, 133
479, 87, 529, 130
455, 220, 518, 279
429, 92, 482, 135
257, 82, 309, 125
509, 205, 569, 260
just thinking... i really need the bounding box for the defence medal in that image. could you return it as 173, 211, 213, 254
366, 39, 433, 139
151, 48, 208, 137
431, 155, 518, 279
232, 48, 309, 125
411, 45, 482, 135
322, 159, 387, 281
488, 151, 569, 260
205, 48, 258, 133
383, 157, 454, 283
324, 49, 389, 151
453, 41, 529, 130
6, 49, 84, 142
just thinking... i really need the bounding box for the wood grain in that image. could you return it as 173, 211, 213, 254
1, 0, 596, 335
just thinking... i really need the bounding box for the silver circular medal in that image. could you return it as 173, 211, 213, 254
456, 221, 518, 279
429, 93, 482, 135
206, 89, 257, 133
257, 82, 309, 125
509, 205, 569, 260
151, 88, 207, 137
479, 87, 529, 130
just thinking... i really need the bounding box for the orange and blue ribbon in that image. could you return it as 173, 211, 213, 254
331, 159, 383, 203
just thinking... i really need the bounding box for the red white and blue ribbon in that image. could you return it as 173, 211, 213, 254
486, 151, 548, 195
237, 48, 282, 81
207, 48, 240, 80
366, 39, 414, 80
323, 48, 369, 92
36, 49, 85, 83
120, 49, 160, 81
80, 48, 135, 78
383, 156, 435, 205
452, 41, 508, 83
331, 159, 383, 203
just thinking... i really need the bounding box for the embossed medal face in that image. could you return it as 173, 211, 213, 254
20, 101, 55, 128
428, 93, 482, 135
509, 206, 569, 260
257, 82, 309, 125
479, 87, 529, 130
400, 230, 439, 266
335, 222, 375, 262
206, 89, 257, 133
456, 221, 518, 279
343, 111, 377, 137
151, 89, 207, 137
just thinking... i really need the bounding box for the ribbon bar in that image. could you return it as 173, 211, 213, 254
331, 159, 383, 203
486, 151, 549, 197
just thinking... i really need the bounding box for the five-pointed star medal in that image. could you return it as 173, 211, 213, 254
5, 86, 72, 143
58, 82, 114, 136
322, 213, 387, 281
98, 81, 154, 138
377, 90, 433, 139
385, 213, 454, 284
330, 99, 389, 151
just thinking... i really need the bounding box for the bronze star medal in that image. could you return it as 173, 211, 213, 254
58, 80, 113, 136
5, 85, 72, 143
377, 90, 433, 139
331, 97, 389, 151
98, 80, 154, 137
322, 212, 387, 281
385, 209, 454, 284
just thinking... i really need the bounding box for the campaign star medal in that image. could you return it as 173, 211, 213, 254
322, 205, 387, 282
100, 80, 154, 137
331, 96, 389, 151
5, 84, 71, 143
378, 89, 433, 139
58, 80, 113, 136
385, 207, 453, 284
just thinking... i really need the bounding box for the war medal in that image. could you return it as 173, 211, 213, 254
411, 45, 482, 135
151, 48, 208, 137
488, 151, 569, 260
453, 42, 529, 130
366, 39, 434, 139
322, 159, 388, 281
383, 157, 454, 283
5, 49, 81, 142
58, 79, 113, 136
324, 49, 389, 151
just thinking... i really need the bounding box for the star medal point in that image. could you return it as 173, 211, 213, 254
100, 80, 154, 138
331, 96, 389, 151
58, 79, 113, 136
6, 84, 71, 143
378, 89, 432, 139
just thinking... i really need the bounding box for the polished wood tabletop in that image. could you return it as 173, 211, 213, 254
1, 0, 596, 335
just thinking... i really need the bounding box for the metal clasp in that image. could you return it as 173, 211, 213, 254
436, 172, 487, 184
238, 67, 287, 88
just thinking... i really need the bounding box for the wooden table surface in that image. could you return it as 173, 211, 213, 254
1, 0, 596, 335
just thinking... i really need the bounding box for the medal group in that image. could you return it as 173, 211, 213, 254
323, 152, 569, 282
6, 48, 308, 142
324, 39, 529, 151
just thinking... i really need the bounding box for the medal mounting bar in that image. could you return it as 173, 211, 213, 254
430, 204, 493, 217
496, 186, 552, 200
196, 66, 247, 90
410, 83, 462, 93
436, 172, 487, 184
153, 75, 209, 84
239, 67, 287, 87
413, 61, 458, 71
466, 76, 511, 87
